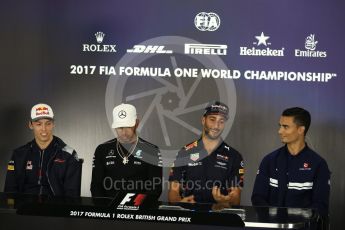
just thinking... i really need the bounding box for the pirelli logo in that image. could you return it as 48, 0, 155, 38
184, 44, 227, 56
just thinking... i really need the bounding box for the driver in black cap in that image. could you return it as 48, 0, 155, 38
168, 101, 244, 205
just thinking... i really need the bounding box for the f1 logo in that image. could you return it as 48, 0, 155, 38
133, 194, 146, 206
119, 193, 135, 205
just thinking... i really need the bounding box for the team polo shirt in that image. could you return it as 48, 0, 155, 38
169, 139, 244, 203
251, 144, 330, 216
91, 138, 162, 198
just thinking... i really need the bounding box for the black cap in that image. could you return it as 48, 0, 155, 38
203, 101, 229, 119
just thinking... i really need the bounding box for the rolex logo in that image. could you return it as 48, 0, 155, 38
95, 32, 105, 43
83, 32, 116, 53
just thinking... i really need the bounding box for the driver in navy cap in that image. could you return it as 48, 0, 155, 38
168, 101, 244, 205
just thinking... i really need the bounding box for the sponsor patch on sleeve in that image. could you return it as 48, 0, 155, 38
7, 165, 14, 171
184, 141, 198, 150
7, 160, 14, 171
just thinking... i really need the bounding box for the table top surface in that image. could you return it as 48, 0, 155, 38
0, 192, 317, 229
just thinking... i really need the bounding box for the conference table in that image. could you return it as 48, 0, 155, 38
0, 192, 318, 230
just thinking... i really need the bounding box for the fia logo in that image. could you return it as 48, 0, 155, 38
194, 12, 220, 31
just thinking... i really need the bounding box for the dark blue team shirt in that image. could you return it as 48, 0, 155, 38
169, 139, 244, 203
23, 140, 55, 195
251, 144, 330, 216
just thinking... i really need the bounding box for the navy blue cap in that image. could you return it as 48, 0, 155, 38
203, 101, 229, 119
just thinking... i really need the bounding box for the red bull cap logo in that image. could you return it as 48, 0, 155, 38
31, 103, 54, 120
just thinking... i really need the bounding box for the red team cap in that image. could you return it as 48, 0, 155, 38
31, 103, 54, 121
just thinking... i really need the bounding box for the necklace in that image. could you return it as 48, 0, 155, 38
116, 136, 138, 165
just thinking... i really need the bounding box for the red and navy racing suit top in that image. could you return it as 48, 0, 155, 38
251, 144, 330, 217
169, 138, 244, 203
4, 136, 81, 197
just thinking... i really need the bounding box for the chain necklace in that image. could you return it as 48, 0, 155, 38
116, 136, 138, 165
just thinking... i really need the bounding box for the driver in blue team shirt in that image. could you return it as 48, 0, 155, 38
168, 101, 244, 205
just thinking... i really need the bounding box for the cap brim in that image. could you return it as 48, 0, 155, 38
112, 119, 136, 129
31, 117, 54, 122
204, 112, 228, 120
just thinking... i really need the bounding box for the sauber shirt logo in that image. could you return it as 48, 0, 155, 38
299, 162, 311, 171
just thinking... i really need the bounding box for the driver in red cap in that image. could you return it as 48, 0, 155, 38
4, 103, 81, 197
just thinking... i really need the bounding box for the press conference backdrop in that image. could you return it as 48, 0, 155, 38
1, 0, 344, 229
